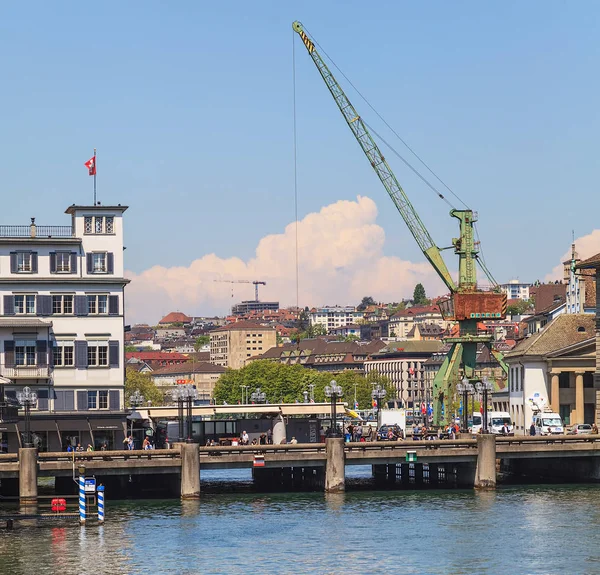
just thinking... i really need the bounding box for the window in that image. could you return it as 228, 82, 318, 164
99, 390, 109, 409
52, 295, 73, 315
88, 295, 108, 315
17, 252, 32, 272
88, 391, 97, 409
92, 253, 107, 273
15, 295, 36, 315
54, 343, 74, 367
56, 252, 71, 273
88, 341, 108, 366
84, 216, 114, 235
15, 339, 36, 366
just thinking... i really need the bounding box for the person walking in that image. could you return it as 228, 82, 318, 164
266, 428, 272, 445
529, 423, 536, 436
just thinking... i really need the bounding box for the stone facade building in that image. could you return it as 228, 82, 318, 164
209, 321, 276, 369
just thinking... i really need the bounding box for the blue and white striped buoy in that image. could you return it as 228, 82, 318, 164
79, 474, 86, 525
97, 485, 105, 523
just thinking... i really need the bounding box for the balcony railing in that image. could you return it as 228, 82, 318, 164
1, 365, 51, 379
0, 224, 74, 238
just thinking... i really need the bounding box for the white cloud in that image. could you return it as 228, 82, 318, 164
545, 229, 600, 281
125, 196, 442, 324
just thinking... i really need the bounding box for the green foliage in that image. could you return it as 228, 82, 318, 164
337, 334, 360, 342
125, 369, 164, 406
357, 296, 376, 311
413, 283, 428, 305
194, 335, 209, 350
212, 361, 394, 410
506, 299, 533, 315
125, 345, 138, 352
292, 323, 327, 342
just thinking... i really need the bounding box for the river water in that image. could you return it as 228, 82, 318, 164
1, 468, 600, 575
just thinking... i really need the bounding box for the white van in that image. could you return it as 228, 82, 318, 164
534, 412, 564, 435
471, 411, 513, 434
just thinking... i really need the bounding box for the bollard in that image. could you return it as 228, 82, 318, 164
97, 485, 105, 523
78, 474, 86, 525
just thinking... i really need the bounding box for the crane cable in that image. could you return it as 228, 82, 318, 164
292, 30, 300, 314
303, 24, 471, 211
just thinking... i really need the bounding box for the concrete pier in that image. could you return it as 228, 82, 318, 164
179, 443, 200, 499
475, 434, 496, 489
19, 448, 38, 503
325, 437, 345, 493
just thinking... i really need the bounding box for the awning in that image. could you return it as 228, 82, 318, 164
126, 409, 150, 421
0, 318, 52, 328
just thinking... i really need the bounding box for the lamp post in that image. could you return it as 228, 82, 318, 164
17, 386, 37, 448
241, 385, 250, 404
324, 380, 343, 437
129, 390, 144, 444
171, 386, 185, 442
456, 378, 474, 433
308, 384, 315, 403
250, 387, 266, 404
371, 385, 387, 428
476, 377, 494, 433
302, 391, 309, 403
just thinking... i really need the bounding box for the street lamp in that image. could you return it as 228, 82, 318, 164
324, 380, 343, 438
174, 384, 198, 443
308, 384, 315, 403
476, 377, 494, 433
302, 390, 309, 403
371, 385, 387, 428
241, 385, 250, 404
250, 387, 266, 404
129, 390, 145, 443
456, 378, 475, 433
17, 386, 37, 448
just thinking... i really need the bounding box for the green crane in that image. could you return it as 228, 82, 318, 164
293, 21, 507, 425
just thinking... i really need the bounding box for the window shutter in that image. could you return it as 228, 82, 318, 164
77, 390, 88, 411
70, 252, 78, 274
109, 390, 120, 411
31, 252, 38, 274
74, 341, 88, 368
86, 253, 93, 274
65, 390, 74, 411
109, 340, 119, 368
3, 295, 14, 316
9, 253, 16, 274
108, 295, 119, 315
107, 252, 114, 274
74, 295, 88, 316
4, 340, 15, 368
54, 390, 65, 411
49, 345, 54, 367
37, 389, 49, 411
49, 252, 57, 273
37, 295, 51, 316
36, 340, 48, 366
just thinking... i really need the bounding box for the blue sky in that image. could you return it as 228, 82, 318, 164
1, 1, 599, 306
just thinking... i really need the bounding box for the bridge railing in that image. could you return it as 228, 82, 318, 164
199, 443, 327, 457
345, 439, 478, 451
38, 449, 181, 462
496, 435, 600, 445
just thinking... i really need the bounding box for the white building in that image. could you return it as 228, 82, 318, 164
500, 280, 531, 301
0, 205, 128, 452
309, 306, 363, 333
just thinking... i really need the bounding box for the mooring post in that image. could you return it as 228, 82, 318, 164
180, 443, 200, 499
475, 434, 497, 489
325, 437, 345, 493
97, 485, 105, 523
18, 447, 38, 504
78, 472, 86, 524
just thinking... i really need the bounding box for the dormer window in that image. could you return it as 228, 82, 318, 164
84, 216, 115, 235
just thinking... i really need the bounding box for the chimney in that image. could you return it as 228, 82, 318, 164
30, 218, 36, 238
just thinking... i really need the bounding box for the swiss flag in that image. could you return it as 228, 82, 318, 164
84, 156, 96, 176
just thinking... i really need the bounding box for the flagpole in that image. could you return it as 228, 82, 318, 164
93, 148, 97, 205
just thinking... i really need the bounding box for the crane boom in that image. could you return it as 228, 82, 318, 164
293, 21, 456, 293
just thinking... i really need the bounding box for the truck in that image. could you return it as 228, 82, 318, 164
471, 411, 513, 435
379, 409, 407, 436
533, 411, 564, 435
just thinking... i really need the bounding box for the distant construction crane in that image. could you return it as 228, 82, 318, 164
213, 279, 267, 302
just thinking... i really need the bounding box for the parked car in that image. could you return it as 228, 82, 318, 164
568, 424, 593, 435
377, 425, 403, 441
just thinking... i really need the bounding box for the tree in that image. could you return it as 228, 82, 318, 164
212, 360, 395, 410
125, 345, 138, 352
337, 334, 360, 343
194, 335, 209, 350
507, 299, 533, 316
357, 296, 376, 311
413, 283, 428, 305
125, 369, 164, 406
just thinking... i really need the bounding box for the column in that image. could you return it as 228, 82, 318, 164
19, 448, 38, 504
474, 434, 496, 490
325, 437, 345, 493
179, 443, 200, 499
550, 373, 560, 414
575, 372, 584, 424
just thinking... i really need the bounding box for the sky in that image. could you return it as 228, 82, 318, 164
0, 1, 599, 323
